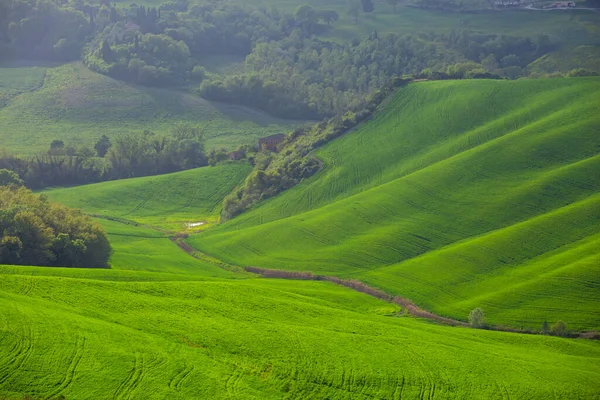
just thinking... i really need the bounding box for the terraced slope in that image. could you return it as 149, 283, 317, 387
190, 78, 600, 331
46, 163, 252, 230
0, 62, 305, 155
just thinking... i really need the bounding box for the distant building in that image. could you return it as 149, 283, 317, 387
228, 150, 244, 160
258, 134, 286, 152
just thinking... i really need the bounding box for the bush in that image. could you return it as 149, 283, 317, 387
550, 320, 567, 337
0, 186, 111, 268
0, 169, 23, 187
469, 308, 486, 328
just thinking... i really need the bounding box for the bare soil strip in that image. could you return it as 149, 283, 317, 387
168, 232, 599, 339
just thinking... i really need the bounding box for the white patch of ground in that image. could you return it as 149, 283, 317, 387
186, 222, 205, 228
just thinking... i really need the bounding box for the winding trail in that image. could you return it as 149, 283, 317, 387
170, 234, 600, 339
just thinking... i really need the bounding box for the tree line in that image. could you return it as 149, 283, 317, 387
220, 76, 411, 221
2, 0, 578, 120
0, 173, 111, 268
0, 125, 207, 189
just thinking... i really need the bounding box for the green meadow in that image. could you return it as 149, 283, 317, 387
0, 62, 305, 155
45, 163, 252, 231
2, 77, 600, 399
190, 78, 600, 332
1, 217, 600, 399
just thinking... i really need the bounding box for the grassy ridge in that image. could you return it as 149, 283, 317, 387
0, 63, 305, 155
45, 163, 252, 230
1, 264, 600, 399
190, 78, 600, 331
528, 45, 600, 74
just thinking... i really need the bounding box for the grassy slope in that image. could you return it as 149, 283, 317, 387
45, 163, 252, 230
2, 143, 599, 398
0, 62, 305, 155
190, 78, 600, 331
528, 45, 600, 73
1, 263, 600, 399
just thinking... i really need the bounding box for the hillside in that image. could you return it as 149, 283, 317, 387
0, 62, 305, 155
528, 45, 600, 74
1, 226, 600, 399
45, 163, 252, 230
189, 78, 600, 332
2, 128, 599, 398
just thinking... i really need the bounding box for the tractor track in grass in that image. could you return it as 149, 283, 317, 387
45, 335, 86, 399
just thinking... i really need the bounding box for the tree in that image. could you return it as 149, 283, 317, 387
48, 140, 65, 156
94, 135, 112, 157
551, 321, 567, 337
0, 169, 24, 187
0, 186, 111, 268
295, 5, 319, 33
362, 0, 375, 12
50, 139, 65, 150
386, 0, 400, 12
318, 10, 339, 25
542, 320, 549, 335
469, 308, 486, 328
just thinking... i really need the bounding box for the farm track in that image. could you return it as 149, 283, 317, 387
44, 335, 86, 399
165, 226, 600, 339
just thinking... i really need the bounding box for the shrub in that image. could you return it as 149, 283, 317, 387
550, 320, 567, 337
469, 308, 486, 328
0, 169, 23, 187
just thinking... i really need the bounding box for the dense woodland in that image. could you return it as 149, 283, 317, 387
2, 0, 593, 119
0, 174, 111, 267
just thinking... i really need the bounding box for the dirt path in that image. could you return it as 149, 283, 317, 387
167, 228, 599, 339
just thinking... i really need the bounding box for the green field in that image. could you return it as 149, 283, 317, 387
3, 87, 600, 397
0, 62, 305, 155
45, 163, 252, 231
1, 219, 600, 399
528, 45, 600, 74
189, 78, 600, 332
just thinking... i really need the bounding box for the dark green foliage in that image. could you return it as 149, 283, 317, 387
0, 126, 208, 188
362, 0, 375, 12
0, 169, 23, 187
0, 0, 568, 121
94, 135, 112, 158
551, 321, 568, 337
107, 125, 207, 178
0, 153, 104, 189
542, 320, 549, 335
0, 186, 111, 267
0, 0, 92, 61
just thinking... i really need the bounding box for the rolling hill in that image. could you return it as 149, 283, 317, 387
189, 77, 600, 332
1, 234, 599, 399
2, 118, 599, 398
45, 163, 252, 231
0, 62, 306, 155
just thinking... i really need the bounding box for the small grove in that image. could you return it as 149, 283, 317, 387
0, 125, 208, 189
0, 175, 111, 268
